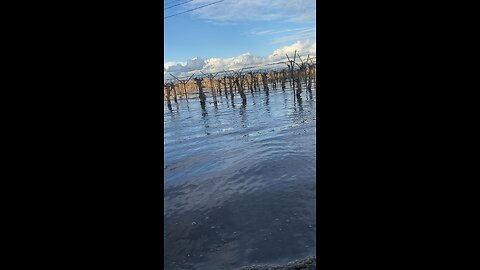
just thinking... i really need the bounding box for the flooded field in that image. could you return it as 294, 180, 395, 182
164, 86, 316, 270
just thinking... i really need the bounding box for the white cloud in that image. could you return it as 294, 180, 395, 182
164, 61, 186, 70
167, 57, 206, 73
268, 40, 316, 62
164, 39, 316, 80
181, 0, 316, 23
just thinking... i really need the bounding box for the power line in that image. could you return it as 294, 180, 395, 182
164, 0, 186, 5
164, 0, 195, 10
164, 0, 226, 19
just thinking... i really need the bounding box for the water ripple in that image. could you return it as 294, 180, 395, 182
164, 87, 316, 270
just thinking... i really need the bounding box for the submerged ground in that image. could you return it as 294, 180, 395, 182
164, 86, 316, 270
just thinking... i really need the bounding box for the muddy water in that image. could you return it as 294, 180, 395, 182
164, 86, 316, 270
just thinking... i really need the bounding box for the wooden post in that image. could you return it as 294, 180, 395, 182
163, 84, 167, 100
248, 72, 254, 93
171, 81, 178, 103
194, 77, 206, 105
233, 72, 247, 103
286, 52, 296, 94
261, 71, 269, 93
296, 70, 302, 97
306, 58, 313, 95
228, 76, 234, 99
222, 76, 228, 99
210, 78, 216, 97
312, 63, 316, 89
217, 79, 222, 95
272, 71, 277, 90
165, 82, 172, 111
165, 82, 171, 103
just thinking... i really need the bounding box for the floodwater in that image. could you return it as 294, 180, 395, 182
164, 85, 316, 270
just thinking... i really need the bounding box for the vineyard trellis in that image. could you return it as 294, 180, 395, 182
164, 55, 316, 81
163, 51, 316, 110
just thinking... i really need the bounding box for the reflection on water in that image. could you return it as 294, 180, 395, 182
164, 86, 316, 270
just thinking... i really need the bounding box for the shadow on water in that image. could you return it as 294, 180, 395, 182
239, 105, 247, 129
213, 95, 218, 110
175, 102, 180, 114
200, 101, 207, 115
200, 105, 211, 136
297, 95, 303, 112
264, 93, 271, 113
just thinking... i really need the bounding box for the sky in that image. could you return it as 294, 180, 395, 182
164, 0, 316, 78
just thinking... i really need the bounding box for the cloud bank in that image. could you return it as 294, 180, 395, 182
164, 39, 316, 80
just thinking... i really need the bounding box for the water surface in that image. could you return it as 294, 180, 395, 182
164, 86, 316, 270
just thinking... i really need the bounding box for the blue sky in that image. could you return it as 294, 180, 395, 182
164, 0, 316, 77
